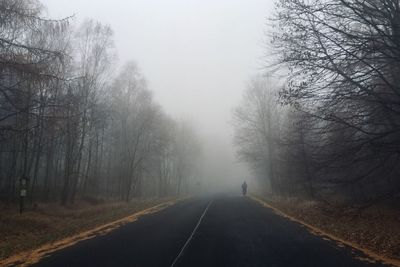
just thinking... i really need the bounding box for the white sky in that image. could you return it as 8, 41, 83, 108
41, 0, 274, 188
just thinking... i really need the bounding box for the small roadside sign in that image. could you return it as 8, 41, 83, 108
19, 176, 29, 214
20, 189, 27, 197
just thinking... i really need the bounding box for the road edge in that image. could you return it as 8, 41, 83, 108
250, 195, 400, 267
0, 199, 178, 267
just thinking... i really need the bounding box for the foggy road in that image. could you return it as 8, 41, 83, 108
32, 196, 388, 267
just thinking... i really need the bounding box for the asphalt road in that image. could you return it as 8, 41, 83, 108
32, 195, 389, 267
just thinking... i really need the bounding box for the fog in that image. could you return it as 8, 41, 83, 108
2, 1, 399, 264
41, 0, 273, 192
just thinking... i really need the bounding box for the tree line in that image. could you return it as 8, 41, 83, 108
234, 0, 400, 205
0, 0, 201, 205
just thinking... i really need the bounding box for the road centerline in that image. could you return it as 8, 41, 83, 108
170, 200, 213, 267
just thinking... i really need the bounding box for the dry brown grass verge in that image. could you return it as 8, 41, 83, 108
251, 195, 400, 267
0, 198, 176, 266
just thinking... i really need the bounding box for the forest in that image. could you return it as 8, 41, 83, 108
234, 0, 400, 206
2, 0, 400, 209
0, 0, 202, 206
1, 0, 400, 265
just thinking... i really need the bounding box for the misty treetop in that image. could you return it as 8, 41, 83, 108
0, 0, 202, 205
234, 0, 400, 204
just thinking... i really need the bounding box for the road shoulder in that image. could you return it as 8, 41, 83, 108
250, 195, 400, 267
0, 199, 176, 267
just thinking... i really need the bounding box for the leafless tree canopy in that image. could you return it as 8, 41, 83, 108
0, 0, 202, 205
234, 0, 400, 205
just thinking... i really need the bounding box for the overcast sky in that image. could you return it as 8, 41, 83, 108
41, 0, 274, 187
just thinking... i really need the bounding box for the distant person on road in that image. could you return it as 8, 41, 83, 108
242, 181, 247, 196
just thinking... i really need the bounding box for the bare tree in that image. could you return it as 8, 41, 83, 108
0, 0, 204, 206
233, 76, 283, 194
0, 0, 68, 201
267, 0, 400, 202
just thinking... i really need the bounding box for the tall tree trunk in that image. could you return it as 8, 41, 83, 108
30, 103, 45, 203
70, 110, 88, 203
61, 105, 75, 206
44, 135, 55, 202
82, 138, 93, 196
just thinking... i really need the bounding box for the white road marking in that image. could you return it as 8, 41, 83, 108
170, 200, 213, 267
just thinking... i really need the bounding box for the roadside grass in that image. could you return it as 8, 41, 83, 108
252, 195, 400, 266
0, 198, 174, 262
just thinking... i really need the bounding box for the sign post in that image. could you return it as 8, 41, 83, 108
19, 177, 29, 214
